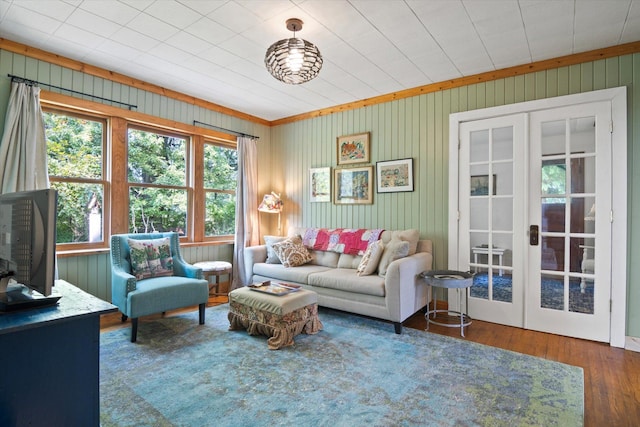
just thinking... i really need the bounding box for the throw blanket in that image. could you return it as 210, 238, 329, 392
302, 228, 384, 255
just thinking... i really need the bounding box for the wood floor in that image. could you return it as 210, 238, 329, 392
100, 296, 640, 427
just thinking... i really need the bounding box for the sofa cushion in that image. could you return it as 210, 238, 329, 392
264, 235, 287, 264
337, 253, 363, 269
357, 240, 384, 276
127, 237, 174, 280
271, 235, 313, 267
308, 249, 340, 268
254, 263, 331, 284
377, 239, 410, 276
308, 269, 385, 297
390, 229, 420, 255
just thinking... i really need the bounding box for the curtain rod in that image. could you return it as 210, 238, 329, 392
193, 120, 259, 140
8, 74, 137, 110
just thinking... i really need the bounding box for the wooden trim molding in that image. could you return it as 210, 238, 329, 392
0, 38, 270, 127
271, 40, 640, 126
4, 37, 640, 127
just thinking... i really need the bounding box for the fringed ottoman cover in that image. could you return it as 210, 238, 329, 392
228, 286, 323, 350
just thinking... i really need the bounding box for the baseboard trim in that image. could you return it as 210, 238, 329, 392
625, 336, 640, 352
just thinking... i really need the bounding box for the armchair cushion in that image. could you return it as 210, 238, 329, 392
128, 237, 174, 280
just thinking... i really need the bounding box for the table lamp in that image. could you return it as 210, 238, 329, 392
258, 192, 283, 235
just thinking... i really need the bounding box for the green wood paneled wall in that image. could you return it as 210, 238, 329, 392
1, 47, 639, 338
0, 48, 264, 302
271, 54, 640, 338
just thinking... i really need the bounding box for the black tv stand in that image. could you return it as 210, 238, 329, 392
0, 284, 62, 312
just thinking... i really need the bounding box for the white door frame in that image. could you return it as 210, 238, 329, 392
448, 87, 627, 348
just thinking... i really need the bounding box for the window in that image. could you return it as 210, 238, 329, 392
44, 110, 106, 246
43, 101, 237, 251
203, 141, 237, 237
127, 126, 188, 235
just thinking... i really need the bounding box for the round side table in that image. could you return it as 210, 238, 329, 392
420, 270, 473, 337
193, 261, 233, 296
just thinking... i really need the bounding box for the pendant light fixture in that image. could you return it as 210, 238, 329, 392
264, 18, 323, 85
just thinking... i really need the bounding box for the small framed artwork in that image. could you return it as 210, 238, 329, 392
337, 132, 370, 165
334, 166, 373, 205
376, 158, 414, 193
309, 167, 331, 203
470, 174, 497, 196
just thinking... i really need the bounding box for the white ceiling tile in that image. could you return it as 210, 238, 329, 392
78, 1, 140, 26
207, 1, 263, 33
110, 26, 159, 52
66, 8, 122, 38
178, 0, 226, 16
126, 12, 180, 42
3, 4, 63, 36
11, 0, 75, 21
186, 16, 236, 44
144, 0, 203, 28
1, 0, 638, 121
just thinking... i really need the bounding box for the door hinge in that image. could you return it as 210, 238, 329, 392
457, 210, 460, 221
610, 299, 613, 313
609, 121, 613, 133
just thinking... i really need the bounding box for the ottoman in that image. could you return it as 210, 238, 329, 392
228, 286, 323, 350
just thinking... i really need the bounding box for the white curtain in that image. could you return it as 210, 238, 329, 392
0, 81, 50, 193
232, 136, 259, 289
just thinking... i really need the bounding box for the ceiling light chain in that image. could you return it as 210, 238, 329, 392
265, 18, 323, 85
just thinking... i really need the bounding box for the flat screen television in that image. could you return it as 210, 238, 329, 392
0, 189, 60, 312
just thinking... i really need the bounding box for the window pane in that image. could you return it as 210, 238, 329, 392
51, 182, 103, 244
205, 192, 236, 236
129, 187, 187, 235
128, 129, 186, 185
204, 144, 237, 190
45, 112, 103, 179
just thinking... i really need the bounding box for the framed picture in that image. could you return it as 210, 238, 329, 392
337, 132, 370, 165
309, 167, 331, 202
376, 158, 414, 193
470, 174, 497, 196
334, 166, 373, 205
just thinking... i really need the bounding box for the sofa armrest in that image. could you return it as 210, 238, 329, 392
384, 251, 433, 323
243, 245, 267, 285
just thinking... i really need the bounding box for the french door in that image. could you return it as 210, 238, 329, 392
526, 103, 612, 342
454, 97, 618, 343
458, 115, 526, 327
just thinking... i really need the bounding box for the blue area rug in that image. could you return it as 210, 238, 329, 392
100, 305, 583, 426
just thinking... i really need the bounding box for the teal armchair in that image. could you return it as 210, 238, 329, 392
110, 232, 209, 342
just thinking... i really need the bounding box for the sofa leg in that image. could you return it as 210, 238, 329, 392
121, 313, 128, 322
394, 322, 402, 334
131, 318, 138, 343
199, 303, 206, 325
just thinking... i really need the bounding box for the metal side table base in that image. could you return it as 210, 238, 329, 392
420, 270, 474, 337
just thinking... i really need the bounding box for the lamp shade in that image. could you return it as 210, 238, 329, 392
258, 192, 283, 213
265, 18, 322, 85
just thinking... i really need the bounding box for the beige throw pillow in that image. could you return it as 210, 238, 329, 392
357, 240, 385, 276
264, 235, 287, 264
377, 239, 410, 276
271, 235, 313, 268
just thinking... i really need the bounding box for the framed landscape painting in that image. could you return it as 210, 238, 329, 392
337, 132, 370, 165
376, 158, 414, 193
334, 166, 373, 205
310, 167, 331, 202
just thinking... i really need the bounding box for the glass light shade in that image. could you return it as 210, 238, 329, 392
265, 37, 322, 85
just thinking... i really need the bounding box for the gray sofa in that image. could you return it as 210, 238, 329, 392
243, 228, 433, 333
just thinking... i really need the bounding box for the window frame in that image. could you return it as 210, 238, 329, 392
40, 95, 237, 254
43, 107, 110, 250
